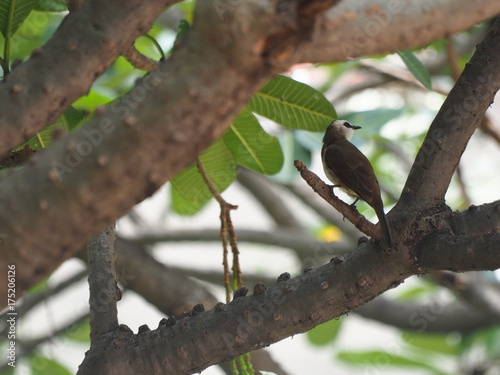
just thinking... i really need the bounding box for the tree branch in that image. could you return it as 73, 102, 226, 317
78, 224, 500, 374
112, 238, 288, 375
87, 227, 120, 345
78, 240, 414, 374
0, 0, 176, 158
301, 0, 500, 63
450, 200, 500, 236
161, 261, 500, 334
416, 232, 500, 272
0, 0, 346, 301
123, 44, 161, 72
294, 160, 381, 241
398, 18, 500, 209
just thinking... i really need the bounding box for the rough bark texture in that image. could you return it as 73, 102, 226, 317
0, 0, 277, 298
78, 236, 500, 374
78, 16, 500, 373
0, 0, 176, 158
0, 0, 499, 373
304, 0, 500, 62
87, 227, 119, 345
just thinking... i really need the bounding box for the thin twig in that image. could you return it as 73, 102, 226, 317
294, 160, 380, 241
123, 44, 160, 72
196, 157, 243, 302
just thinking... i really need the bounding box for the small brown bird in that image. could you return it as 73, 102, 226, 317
321, 120, 393, 249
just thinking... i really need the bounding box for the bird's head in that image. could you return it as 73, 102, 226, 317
323, 120, 361, 142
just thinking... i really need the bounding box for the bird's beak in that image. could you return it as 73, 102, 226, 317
346, 123, 362, 130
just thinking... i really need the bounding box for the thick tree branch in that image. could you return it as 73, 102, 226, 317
417, 232, 500, 272
79, 225, 500, 374
451, 200, 500, 236
0, 0, 497, 161
301, 0, 500, 63
161, 255, 500, 335
0, 0, 498, 303
0, 0, 175, 158
78, 241, 414, 374
113, 239, 288, 375
398, 18, 500, 209
0, 0, 348, 302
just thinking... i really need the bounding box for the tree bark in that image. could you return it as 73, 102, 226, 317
0, 0, 177, 158
0, 1, 499, 373
0, 0, 498, 301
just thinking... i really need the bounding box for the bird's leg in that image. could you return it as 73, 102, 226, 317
349, 197, 360, 211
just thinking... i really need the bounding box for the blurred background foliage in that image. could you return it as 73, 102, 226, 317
0, 1, 499, 375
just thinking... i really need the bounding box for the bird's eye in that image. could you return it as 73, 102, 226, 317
343, 121, 351, 127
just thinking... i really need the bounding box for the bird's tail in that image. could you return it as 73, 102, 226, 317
375, 206, 394, 250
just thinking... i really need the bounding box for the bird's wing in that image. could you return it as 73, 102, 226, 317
323, 139, 381, 206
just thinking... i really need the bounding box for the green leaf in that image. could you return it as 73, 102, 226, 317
171, 139, 236, 215
402, 332, 460, 356
21, 106, 86, 150
34, 0, 66, 11
0, 0, 37, 38
73, 89, 113, 112
307, 317, 343, 346
337, 350, 446, 374
29, 354, 72, 375
223, 109, 283, 175
396, 50, 432, 90
248, 75, 336, 131
170, 187, 200, 216
176, 19, 190, 39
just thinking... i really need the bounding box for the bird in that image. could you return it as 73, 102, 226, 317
321, 120, 394, 249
